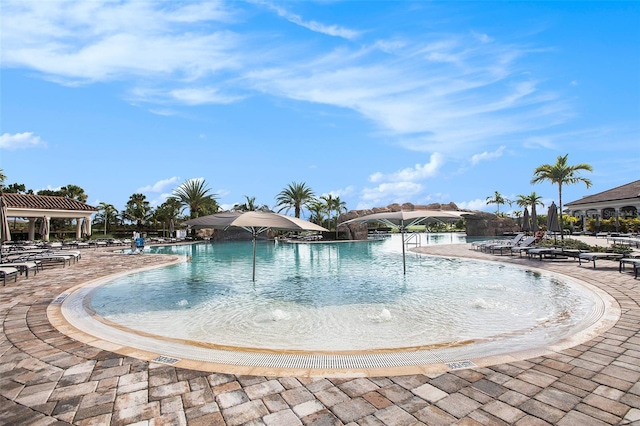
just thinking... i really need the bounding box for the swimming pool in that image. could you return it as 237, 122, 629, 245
81, 234, 605, 361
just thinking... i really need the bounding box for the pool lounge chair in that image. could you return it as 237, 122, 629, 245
0, 260, 42, 278
1, 266, 19, 285
482, 233, 525, 254
506, 237, 537, 256
619, 258, 640, 278
578, 252, 624, 268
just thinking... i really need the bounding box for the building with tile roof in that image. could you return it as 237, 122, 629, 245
565, 180, 640, 232
1, 193, 98, 241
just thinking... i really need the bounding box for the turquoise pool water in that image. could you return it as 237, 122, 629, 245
90, 234, 598, 352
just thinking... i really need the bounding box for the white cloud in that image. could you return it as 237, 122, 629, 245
456, 198, 491, 211
1, 1, 573, 158
470, 146, 505, 165
323, 186, 356, 199
369, 153, 444, 183
0, 132, 46, 150
358, 182, 424, 209
137, 177, 181, 193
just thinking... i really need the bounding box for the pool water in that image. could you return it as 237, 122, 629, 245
89, 234, 599, 353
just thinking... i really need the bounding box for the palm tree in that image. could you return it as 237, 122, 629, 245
233, 196, 270, 212
515, 192, 545, 232
485, 191, 512, 215
173, 178, 218, 219
307, 199, 327, 226
154, 197, 184, 236
275, 181, 315, 218
531, 154, 593, 240
123, 193, 152, 231
97, 202, 118, 235
321, 194, 348, 238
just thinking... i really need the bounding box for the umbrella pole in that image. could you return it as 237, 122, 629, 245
252, 233, 257, 282
401, 227, 406, 275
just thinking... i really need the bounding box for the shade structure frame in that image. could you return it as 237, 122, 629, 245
341, 210, 473, 274
183, 211, 328, 281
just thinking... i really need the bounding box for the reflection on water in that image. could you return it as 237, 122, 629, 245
91, 234, 597, 351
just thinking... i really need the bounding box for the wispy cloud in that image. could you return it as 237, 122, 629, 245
137, 177, 181, 193
2, 0, 572, 162
0, 132, 46, 150
257, 1, 361, 40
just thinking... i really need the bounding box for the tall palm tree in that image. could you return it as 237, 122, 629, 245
97, 202, 118, 235
531, 154, 593, 240
173, 178, 218, 219
154, 197, 184, 236
485, 191, 512, 215
275, 181, 315, 218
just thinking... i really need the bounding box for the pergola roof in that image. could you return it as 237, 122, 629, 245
565, 180, 640, 208
2, 193, 97, 219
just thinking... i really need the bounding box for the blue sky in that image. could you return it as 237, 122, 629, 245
1, 1, 638, 217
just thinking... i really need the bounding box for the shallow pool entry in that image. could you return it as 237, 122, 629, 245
85, 236, 602, 357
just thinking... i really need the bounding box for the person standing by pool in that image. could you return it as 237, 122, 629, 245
135, 233, 145, 253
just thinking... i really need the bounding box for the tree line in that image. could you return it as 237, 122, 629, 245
0, 173, 346, 238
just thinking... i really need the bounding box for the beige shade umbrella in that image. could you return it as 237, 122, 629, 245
341, 210, 473, 274
184, 211, 328, 281
168, 218, 175, 237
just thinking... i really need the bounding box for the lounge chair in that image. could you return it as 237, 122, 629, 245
0, 260, 42, 278
481, 233, 525, 253
508, 237, 538, 256
1, 266, 19, 285
578, 252, 624, 268
619, 258, 640, 278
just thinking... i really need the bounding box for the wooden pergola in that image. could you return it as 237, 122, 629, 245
1, 193, 98, 242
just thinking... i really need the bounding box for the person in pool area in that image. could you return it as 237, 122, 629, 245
135, 234, 145, 253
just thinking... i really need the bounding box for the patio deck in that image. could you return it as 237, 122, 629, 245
1, 242, 639, 425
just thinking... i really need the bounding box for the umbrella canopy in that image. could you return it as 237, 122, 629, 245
39, 217, 50, 241
341, 210, 472, 274
169, 218, 175, 237
81, 218, 90, 238
0, 195, 11, 244
522, 207, 531, 233
184, 211, 328, 281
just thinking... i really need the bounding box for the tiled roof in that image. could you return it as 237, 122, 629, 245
1, 193, 98, 212
565, 180, 640, 206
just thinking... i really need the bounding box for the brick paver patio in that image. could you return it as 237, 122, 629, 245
1, 241, 639, 425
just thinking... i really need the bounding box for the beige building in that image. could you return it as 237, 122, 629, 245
565, 180, 640, 232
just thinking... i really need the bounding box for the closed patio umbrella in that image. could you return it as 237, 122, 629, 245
81, 218, 90, 238
1, 195, 10, 263
341, 210, 472, 274
1, 195, 11, 244
169, 218, 175, 237
522, 207, 530, 234
546, 202, 561, 243
184, 211, 328, 281
531, 205, 539, 233
39, 217, 49, 241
